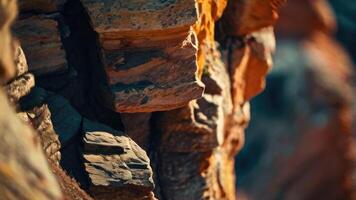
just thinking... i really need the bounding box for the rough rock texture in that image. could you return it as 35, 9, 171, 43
236, 0, 355, 200
82, 119, 155, 200
13, 16, 68, 76
4, 0, 287, 199
80, 0, 204, 113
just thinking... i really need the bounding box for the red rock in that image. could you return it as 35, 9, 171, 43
80, 0, 204, 113
13, 16, 68, 76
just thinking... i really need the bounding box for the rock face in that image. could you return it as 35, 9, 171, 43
13, 16, 68, 76
81, 0, 204, 113
1, 0, 289, 199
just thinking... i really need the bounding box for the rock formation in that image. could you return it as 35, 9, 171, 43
0, 0, 62, 199
0, 0, 287, 199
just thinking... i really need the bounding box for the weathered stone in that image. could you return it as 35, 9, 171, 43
82, 119, 155, 200
222, 27, 275, 105
156, 148, 236, 200
18, 0, 66, 13
26, 105, 62, 164
193, 0, 228, 76
13, 42, 28, 77
121, 113, 152, 150
220, 0, 285, 36
80, 0, 197, 34
13, 16, 68, 76
0, 90, 62, 200
100, 37, 204, 113
81, 0, 204, 113
4, 73, 34, 103
154, 45, 232, 153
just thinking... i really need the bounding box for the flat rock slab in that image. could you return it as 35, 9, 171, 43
80, 0, 197, 33
82, 119, 154, 199
13, 16, 68, 76
81, 0, 203, 113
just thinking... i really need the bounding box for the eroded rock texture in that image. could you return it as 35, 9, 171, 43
80, 0, 204, 113
3, 0, 286, 199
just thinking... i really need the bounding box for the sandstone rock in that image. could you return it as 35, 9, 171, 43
13, 16, 68, 76
82, 119, 155, 200
220, 0, 285, 36
221, 27, 275, 105
4, 73, 34, 103
80, 0, 204, 113
157, 151, 213, 200
18, 0, 66, 13
80, 0, 197, 34
155, 103, 222, 153
26, 105, 62, 164
156, 149, 235, 200
154, 46, 232, 153
0, 90, 62, 200
193, 0, 227, 76
13, 42, 28, 77
121, 113, 152, 150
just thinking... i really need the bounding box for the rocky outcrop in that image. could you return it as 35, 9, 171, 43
2, 0, 288, 199
80, 0, 204, 113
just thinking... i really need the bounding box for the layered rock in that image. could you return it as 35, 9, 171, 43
5, 41, 62, 165
13, 16, 68, 76
80, 0, 204, 113
82, 119, 155, 200
5, 0, 288, 199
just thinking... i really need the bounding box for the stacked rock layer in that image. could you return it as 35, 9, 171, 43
0, 0, 287, 200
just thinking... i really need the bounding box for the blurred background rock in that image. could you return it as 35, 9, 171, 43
236, 0, 356, 199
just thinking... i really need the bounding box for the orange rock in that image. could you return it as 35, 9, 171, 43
81, 0, 205, 113
220, 0, 285, 36
229, 27, 275, 105
193, 0, 227, 76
